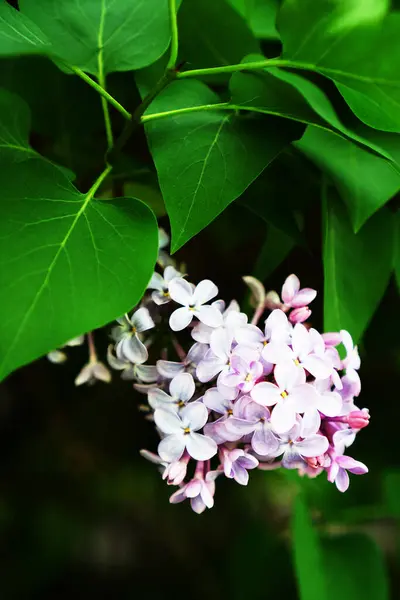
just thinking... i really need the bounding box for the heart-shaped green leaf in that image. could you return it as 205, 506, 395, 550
144, 79, 304, 252
0, 87, 36, 161
19, 0, 175, 75
0, 159, 158, 381
323, 189, 394, 342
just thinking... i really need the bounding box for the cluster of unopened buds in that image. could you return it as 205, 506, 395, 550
50, 230, 369, 513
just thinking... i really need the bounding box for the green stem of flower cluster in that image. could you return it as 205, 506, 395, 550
167, 0, 179, 70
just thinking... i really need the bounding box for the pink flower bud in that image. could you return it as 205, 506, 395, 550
289, 306, 311, 323
345, 410, 370, 430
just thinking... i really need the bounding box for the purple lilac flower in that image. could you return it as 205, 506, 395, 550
220, 448, 259, 485
169, 462, 218, 513
327, 452, 368, 492
271, 417, 329, 469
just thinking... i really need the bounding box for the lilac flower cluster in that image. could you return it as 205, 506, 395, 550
107, 232, 369, 514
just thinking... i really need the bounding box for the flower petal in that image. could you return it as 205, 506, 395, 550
197, 354, 226, 382
148, 389, 174, 410
289, 383, 319, 413
170, 372, 195, 401
169, 307, 193, 331
335, 467, 350, 492
232, 462, 249, 485
210, 328, 232, 360
192, 279, 218, 305
251, 382, 281, 406
121, 335, 148, 364
164, 265, 181, 283
197, 305, 223, 327
252, 427, 280, 456
186, 432, 217, 460
156, 360, 185, 379
147, 271, 164, 291
181, 401, 208, 430
154, 408, 183, 434
336, 456, 368, 474
291, 287, 317, 308
203, 388, 228, 414
270, 400, 297, 433
295, 434, 329, 457
291, 323, 311, 359
186, 342, 209, 365
234, 324, 264, 346
262, 341, 293, 364
317, 391, 342, 417
281, 274, 300, 304
158, 434, 186, 462
132, 307, 155, 333
169, 277, 193, 305
302, 355, 332, 380
135, 364, 158, 383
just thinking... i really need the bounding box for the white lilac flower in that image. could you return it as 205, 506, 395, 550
147, 265, 181, 305
327, 452, 368, 492
107, 345, 157, 382
148, 372, 195, 412
113, 307, 155, 364
192, 299, 248, 344
75, 360, 111, 386
156, 342, 208, 379
235, 309, 291, 363
169, 278, 223, 331
154, 402, 218, 462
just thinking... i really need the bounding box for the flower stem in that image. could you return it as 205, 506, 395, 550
167, 0, 179, 70
69, 65, 131, 121
87, 331, 97, 363
141, 102, 232, 124
86, 165, 113, 201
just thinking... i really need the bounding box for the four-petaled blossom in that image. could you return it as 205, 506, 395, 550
148, 372, 195, 411
157, 342, 208, 379
107, 345, 158, 382
113, 307, 155, 364
327, 452, 368, 492
154, 402, 218, 462
222, 355, 263, 393
271, 417, 329, 469
169, 278, 223, 331
147, 265, 181, 305
251, 362, 317, 433
236, 309, 291, 365
169, 465, 218, 514
220, 448, 259, 485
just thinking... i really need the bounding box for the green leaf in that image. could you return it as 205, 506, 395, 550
277, 0, 400, 132
322, 534, 389, 600
395, 214, 400, 289
0, 87, 36, 162
253, 225, 295, 281
0, 159, 158, 381
144, 79, 304, 252
230, 64, 397, 162
0, 1, 51, 57
323, 189, 394, 342
296, 127, 400, 232
292, 494, 327, 600
19, 0, 176, 75
227, 0, 280, 39
178, 0, 259, 80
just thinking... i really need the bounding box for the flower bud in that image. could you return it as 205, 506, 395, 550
322, 332, 342, 347
345, 409, 370, 430
265, 290, 283, 310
